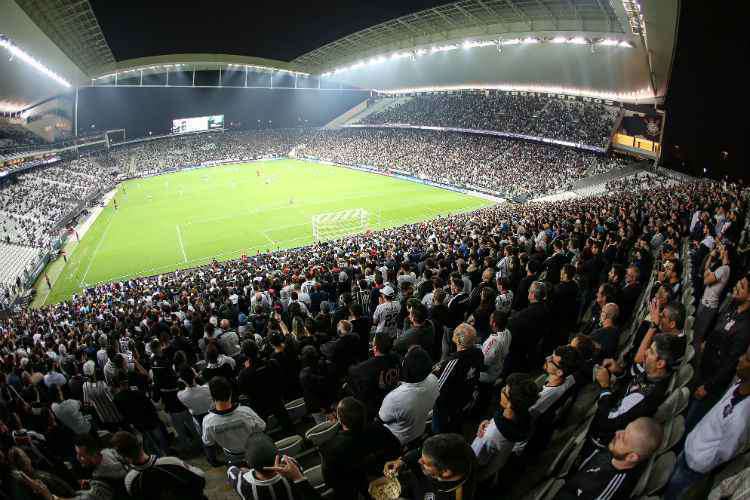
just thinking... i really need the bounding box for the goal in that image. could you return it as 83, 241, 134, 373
311, 208, 379, 242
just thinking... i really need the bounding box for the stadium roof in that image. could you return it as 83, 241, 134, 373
0, 0, 679, 111
293, 0, 624, 70
13, 0, 115, 76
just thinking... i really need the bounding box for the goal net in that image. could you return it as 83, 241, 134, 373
312, 208, 379, 242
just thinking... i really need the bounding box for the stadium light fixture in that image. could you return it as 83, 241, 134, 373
0, 36, 71, 88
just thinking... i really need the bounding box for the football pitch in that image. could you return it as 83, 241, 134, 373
39, 159, 494, 305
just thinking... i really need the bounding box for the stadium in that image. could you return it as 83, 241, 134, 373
0, 1, 746, 500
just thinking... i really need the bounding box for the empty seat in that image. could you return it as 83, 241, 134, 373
305, 421, 340, 448
275, 435, 305, 458
645, 452, 676, 495
285, 398, 307, 423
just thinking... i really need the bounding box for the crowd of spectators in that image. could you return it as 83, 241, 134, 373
301, 128, 628, 198
101, 130, 307, 176
361, 92, 619, 148
0, 171, 747, 500
0, 127, 628, 250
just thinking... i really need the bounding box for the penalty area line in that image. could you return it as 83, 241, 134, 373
176, 224, 188, 263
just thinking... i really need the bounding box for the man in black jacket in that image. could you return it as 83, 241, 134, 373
321, 397, 401, 500
619, 265, 643, 325
512, 260, 541, 311
446, 275, 470, 328
384, 433, 478, 500
347, 334, 400, 418
550, 264, 579, 349
237, 340, 294, 434
432, 323, 484, 434
558, 417, 663, 500
394, 302, 435, 355
505, 281, 552, 375
585, 334, 678, 452
544, 239, 569, 285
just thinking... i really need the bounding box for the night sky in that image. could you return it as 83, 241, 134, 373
89, 1, 741, 181
89, 1, 454, 62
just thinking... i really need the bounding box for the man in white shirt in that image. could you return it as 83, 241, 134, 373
372, 285, 401, 338
664, 346, 750, 500
479, 310, 512, 384
379, 346, 438, 447
695, 243, 731, 347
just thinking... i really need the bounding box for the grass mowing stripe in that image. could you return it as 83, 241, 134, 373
42, 159, 493, 304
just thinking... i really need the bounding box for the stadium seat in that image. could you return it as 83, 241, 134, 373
645, 452, 677, 496
683, 344, 695, 365
655, 387, 690, 423
657, 415, 685, 454
275, 435, 305, 458
285, 398, 307, 423
531, 478, 565, 500
672, 363, 694, 391
305, 421, 340, 448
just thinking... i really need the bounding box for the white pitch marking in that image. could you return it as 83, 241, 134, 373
176, 224, 188, 263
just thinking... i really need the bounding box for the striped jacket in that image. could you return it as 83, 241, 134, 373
558, 448, 642, 500
433, 346, 484, 413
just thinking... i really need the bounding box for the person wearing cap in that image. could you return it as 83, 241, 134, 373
664, 346, 750, 500
558, 417, 663, 500
378, 346, 439, 448
372, 284, 400, 338
432, 323, 484, 434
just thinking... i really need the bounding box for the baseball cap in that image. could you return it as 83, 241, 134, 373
381, 285, 395, 298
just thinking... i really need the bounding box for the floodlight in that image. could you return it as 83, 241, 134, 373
0, 36, 71, 88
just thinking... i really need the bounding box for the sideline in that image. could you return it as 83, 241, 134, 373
31, 188, 118, 307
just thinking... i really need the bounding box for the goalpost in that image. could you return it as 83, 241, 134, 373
311, 208, 381, 243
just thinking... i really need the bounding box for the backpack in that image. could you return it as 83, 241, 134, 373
131, 463, 207, 500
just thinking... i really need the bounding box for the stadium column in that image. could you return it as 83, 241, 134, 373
74, 88, 78, 138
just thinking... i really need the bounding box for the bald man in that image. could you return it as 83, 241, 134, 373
558, 417, 663, 500
432, 323, 485, 434
591, 303, 621, 361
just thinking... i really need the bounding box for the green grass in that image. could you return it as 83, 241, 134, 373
39, 159, 493, 305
